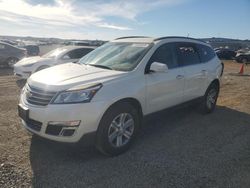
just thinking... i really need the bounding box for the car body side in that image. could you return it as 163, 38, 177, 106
92, 38, 222, 116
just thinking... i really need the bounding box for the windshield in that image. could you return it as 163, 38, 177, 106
42, 48, 68, 58
78, 42, 152, 71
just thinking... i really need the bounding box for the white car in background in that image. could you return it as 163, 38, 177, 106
14, 46, 95, 79
18, 36, 223, 156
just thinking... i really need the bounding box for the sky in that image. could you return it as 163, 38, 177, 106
0, 0, 249, 40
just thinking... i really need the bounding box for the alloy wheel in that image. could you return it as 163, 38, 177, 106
108, 113, 134, 148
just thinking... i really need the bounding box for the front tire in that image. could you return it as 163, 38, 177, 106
95, 102, 139, 156
200, 82, 219, 114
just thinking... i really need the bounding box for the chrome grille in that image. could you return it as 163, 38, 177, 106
25, 85, 57, 106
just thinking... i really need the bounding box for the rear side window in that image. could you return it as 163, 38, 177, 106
148, 43, 178, 69
176, 43, 200, 66
197, 44, 215, 62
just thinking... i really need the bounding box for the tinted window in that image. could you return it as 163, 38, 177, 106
148, 43, 178, 69
197, 44, 215, 62
176, 43, 200, 66
64, 48, 93, 59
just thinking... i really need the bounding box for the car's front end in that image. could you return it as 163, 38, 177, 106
14, 56, 53, 79
14, 64, 33, 79
18, 83, 109, 142
18, 62, 129, 143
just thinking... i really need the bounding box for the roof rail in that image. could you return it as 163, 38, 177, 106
154, 36, 207, 44
115, 36, 150, 40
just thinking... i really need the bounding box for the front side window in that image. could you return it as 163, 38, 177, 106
79, 42, 152, 71
148, 43, 178, 69
176, 43, 200, 66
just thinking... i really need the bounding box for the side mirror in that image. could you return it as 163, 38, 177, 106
149, 62, 168, 73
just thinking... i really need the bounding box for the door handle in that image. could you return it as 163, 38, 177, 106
176, 75, 184, 79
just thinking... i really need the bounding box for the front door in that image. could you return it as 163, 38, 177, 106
145, 43, 185, 114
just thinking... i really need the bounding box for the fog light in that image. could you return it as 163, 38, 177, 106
48, 120, 81, 127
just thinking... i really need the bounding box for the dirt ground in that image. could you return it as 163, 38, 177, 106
0, 61, 250, 188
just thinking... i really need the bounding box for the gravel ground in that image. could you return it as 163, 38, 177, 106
0, 61, 250, 188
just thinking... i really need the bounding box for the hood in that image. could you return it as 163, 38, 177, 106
28, 63, 126, 91
15, 56, 53, 66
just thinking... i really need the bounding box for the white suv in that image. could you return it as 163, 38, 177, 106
18, 36, 223, 156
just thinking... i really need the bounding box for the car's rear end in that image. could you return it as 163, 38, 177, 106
235, 51, 250, 64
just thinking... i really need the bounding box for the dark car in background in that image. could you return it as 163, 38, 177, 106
0, 42, 26, 68
22, 45, 40, 56
235, 51, 250, 64
215, 49, 236, 60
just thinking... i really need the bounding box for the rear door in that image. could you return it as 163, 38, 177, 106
145, 42, 185, 114
175, 42, 208, 102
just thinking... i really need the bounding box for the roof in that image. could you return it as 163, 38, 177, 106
112, 36, 154, 43
58, 45, 96, 51
113, 36, 208, 45
0, 41, 24, 49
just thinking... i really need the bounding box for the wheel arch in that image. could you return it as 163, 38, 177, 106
206, 78, 220, 94
210, 78, 220, 88
107, 98, 143, 119
98, 97, 143, 130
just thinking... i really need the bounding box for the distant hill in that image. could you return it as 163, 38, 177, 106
200, 38, 250, 50
0, 35, 249, 50
0, 35, 107, 47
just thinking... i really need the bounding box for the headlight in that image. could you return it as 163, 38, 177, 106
52, 83, 102, 104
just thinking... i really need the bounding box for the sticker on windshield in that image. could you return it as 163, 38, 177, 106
131, 43, 149, 48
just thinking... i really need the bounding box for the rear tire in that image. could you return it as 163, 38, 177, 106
200, 82, 219, 114
95, 102, 139, 156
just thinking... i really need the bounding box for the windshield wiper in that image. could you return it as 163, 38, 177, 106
87, 64, 113, 70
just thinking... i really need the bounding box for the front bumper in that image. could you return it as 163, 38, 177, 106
19, 95, 109, 143
13, 66, 31, 79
